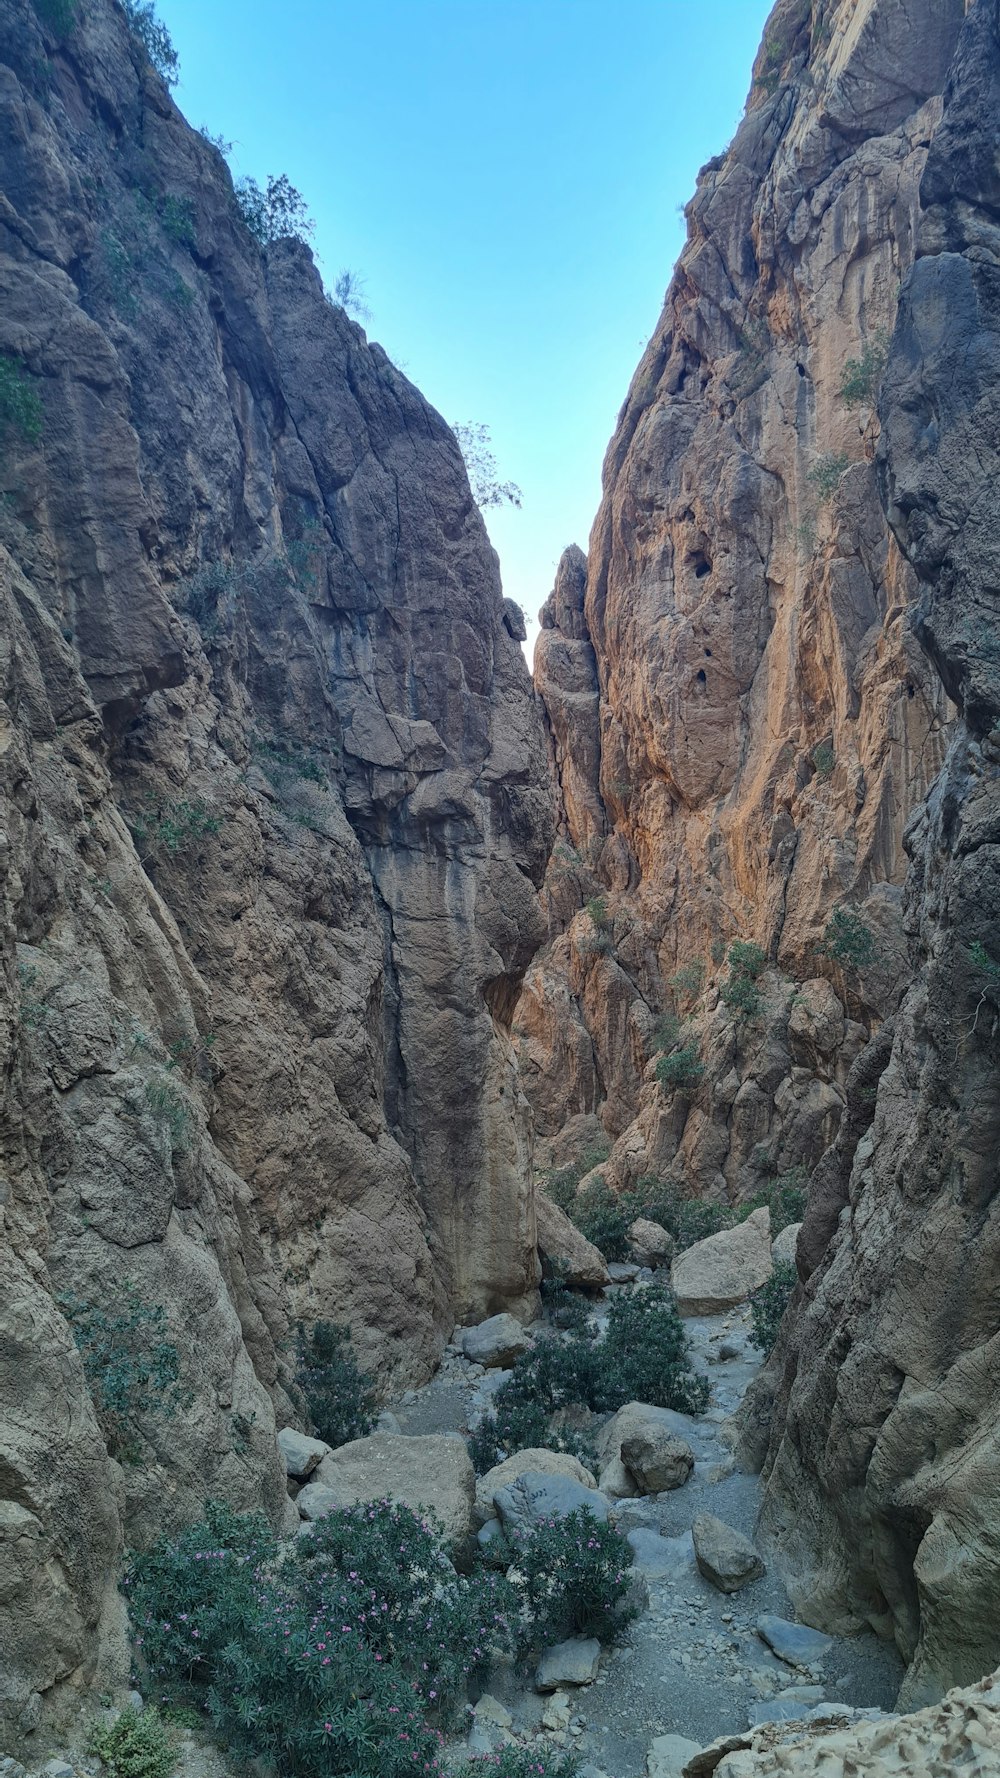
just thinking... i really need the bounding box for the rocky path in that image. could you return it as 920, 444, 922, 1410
392, 1287, 904, 1777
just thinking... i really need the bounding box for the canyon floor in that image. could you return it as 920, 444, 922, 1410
392, 1283, 904, 1777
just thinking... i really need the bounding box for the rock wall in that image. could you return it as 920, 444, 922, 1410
740, 0, 1000, 1710
517, 0, 961, 1204
0, 0, 550, 1737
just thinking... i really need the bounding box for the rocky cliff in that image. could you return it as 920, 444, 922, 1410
740, 0, 1000, 1711
518, 0, 962, 1208
0, 0, 550, 1735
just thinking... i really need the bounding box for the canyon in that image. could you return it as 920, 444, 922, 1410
1, 0, 999, 1774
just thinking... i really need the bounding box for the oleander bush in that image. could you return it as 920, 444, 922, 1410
294, 1321, 377, 1450
749, 1259, 798, 1353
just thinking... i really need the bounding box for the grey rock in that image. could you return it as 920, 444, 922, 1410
296, 1481, 341, 1521
692, 1513, 765, 1593
757, 1614, 834, 1668
621, 1428, 694, 1493
494, 1470, 609, 1533
646, 1734, 701, 1778
607, 1262, 641, 1283
375, 1410, 402, 1434
461, 1313, 532, 1368
277, 1427, 331, 1479
17, 1692, 41, 1735
536, 1636, 602, 1690
42, 1764, 77, 1778
717, 1342, 741, 1361
627, 1528, 696, 1581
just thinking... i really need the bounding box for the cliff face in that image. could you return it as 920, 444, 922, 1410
0, 0, 550, 1734
741, 0, 1000, 1709
518, 0, 961, 1204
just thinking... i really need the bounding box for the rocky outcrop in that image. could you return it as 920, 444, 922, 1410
517, 0, 961, 1202
739, 0, 1000, 1710
0, 0, 549, 1739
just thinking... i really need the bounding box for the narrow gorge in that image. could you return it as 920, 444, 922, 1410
1, 1, 999, 1776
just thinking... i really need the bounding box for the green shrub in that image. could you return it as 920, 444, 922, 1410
144, 1075, 191, 1154
540, 1261, 592, 1332
453, 421, 523, 510
655, 1043, 704, 1090
160, 194, 195, 247
235, 173, 314, 245
89, 1706, 175, 1778
839, 330, 890, 410
742, 1167, 807, 1233
129, 795, 221, 859
122, 1, 178, 86
586, 896, 609, 930
970, 939, 1000, 983
669, 959, 705, 1008
506, 1508, 636, 1645
720, 940, 767, 1023
727, 940, 767, 980
596, 1285, 710, 1415
60, 1282, 186, 1461
294, 1321, 377, 1449
749, 1260, 798, 1353
32, 0, 76, 38
807, 452, 849, 502
812, 741, 835, 776
456, 1754, 579, 1778
0, 355, 43, 443
821, 906, 875, 972
650, 1011, 681, 1053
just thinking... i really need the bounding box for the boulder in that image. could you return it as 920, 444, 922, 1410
307, 1433, 475, 1552
536, 1637, 601, 1690
598, 1455, 640, 1499
627, 1528, 694, 1582
756, 1614, 834, 1668
595, 1401, 700, 1470
608, 1261, 641, 1283
621, 1428, 694, 1493
771, 1221, 802, 1267
493, 1469, 609, 1534
277, 1427, 330, 1480
461, 1313, 532, 1368
475, 1447, 598, 1527
670, 1207, 773, 1314
629, 1218, 674, 1266
646, 1734, 701, 1778
537, 1192, 610, 1288
692, 1513, 765, 1592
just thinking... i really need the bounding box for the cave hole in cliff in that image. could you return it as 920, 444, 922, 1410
690, 550, 713, 580
696, 668, 707, 688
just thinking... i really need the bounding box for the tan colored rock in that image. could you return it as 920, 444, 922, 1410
771, 1223, 802, 1268
536, 1192, 610, 1288
671, 1209, 773, 1315
474, 1449, 598, 1529
312, 1434, 475, 1552
621, 1429, 694, 1494
629, 1217, 674, 1266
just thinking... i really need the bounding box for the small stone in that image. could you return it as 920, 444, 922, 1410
461, 1312, 532, 1368
42, 1764, 76, 1778
542, 1691, 573, 1731
607, 1262, 641, 1283
692, 1513, 765, 1593
277, 1427, 331, 1479
718, 1342, 741, 1361
757, 1614, 834, 1669
536, 1636, 602, 1690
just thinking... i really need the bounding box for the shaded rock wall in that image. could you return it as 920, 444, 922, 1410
740, 0, 1000, 1709
0, 0, 550, 1736
517, 0, 960, 1202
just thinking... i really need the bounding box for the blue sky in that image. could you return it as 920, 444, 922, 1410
160, 0, 773, 658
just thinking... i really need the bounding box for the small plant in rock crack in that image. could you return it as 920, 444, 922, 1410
655, 1043, 704, 1090
294, 1320, 378, 1449
720, 939, 767, 1022
0, 354, 43, 443
32, 0, 77, 38
807, 452, 849, 502
839, 330, 890, 411
812, 740, 835, 776
453, 421, 522, 510
144, 1074, 192, 1154
60, 1282, 187, 1462
235, 172, 315, 245
820, 906, 876, 972
129, 795, 222, 860
749, 1260, 798, 1353
88, 1704, 176, 1778
122, 1, 179, 87
503, 1508, 637, 1647
159, 194, 196, 248
669, 958, 706, 1009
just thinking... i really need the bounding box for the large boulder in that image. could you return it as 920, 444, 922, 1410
670, 1207, 773, 1314
629, 1218, 674, 1267
536, 1192, 610, 1288
621, 1428, 694, 1494
692, 1513, 765, 1593
771, 1221, 802, 1267
306, 1434, 475, 1553
461, 1313, 532, 1368
278, 1428, 331, 1480
493, 1469, 609, 1534
595, 1401, 699, 1472
475, 1448, 598, 1528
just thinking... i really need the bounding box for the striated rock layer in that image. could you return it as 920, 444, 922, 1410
0, 0, 550, 1737
740, 0, 1000, 1710
518, 0, 961, 1202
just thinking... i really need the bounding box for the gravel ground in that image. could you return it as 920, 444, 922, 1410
389, 1287, 904, 1777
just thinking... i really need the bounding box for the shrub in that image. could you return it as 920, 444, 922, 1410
294, 1321, 377, 1449
655, 1044, 704, 1090
89, 1706, 175, 1778
596, 1285, 710, 1415
970, 939, 1000, 983
669, 959, 705, 1008
0, 355, 43, 442
129, 795, 221, 859
807, 452, 849, 502
32, 0, 76, 38
727, 940, 767, 980
821, 906, 875, 972
743, 1167, 807, 1233
160, 195, 195, 248
506, 1509, 636, 1646
123, 1, 179, 87
586, 896, 609, 930
455, 1754, 579, 1778
60, 1282, 186, 1460
144, 1075, 191, 1154
720, 940, 767, 1023
749, 1260, 797, 1353
839, 330, 890, 410
563, 1176, 631, 1261
330, 269, 371, 321
540, 1261, 592, 1332
235, 174, 314, 245
651, 1011, 681, 1053
812, 741, 835, 776
453, 422, 522, 510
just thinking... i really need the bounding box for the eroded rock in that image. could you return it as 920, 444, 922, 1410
671, 1210, 773, 1315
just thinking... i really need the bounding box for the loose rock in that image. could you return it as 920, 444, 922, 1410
671, 1208, 773, 1315
461, 1313, 532, 1368
494, 1470, 609, 1533
756, 1614, 834, 1669
536, 1637, 602, 1690
621, 1428, 695, 1494
646, 1733, 701, 1777
692, 1514, 766, 1593
475, 1448, 598, 1527
277, 1427, 330, 1479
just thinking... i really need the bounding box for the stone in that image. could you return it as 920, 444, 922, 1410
670, 1209, 773, 1316
308, 1434, 475, 1552
627, 1528, 695, 1582
607, 1262, 641, 1283
598, 1456, 640, 1500
296, 1482, 341, 1522
536, 1192, 610, 1288
473, 1695, 513, 1730
595, 1401, 700, 1473
756, 1616, 834, 1669
646, 1734, 701, 1778
277, 1428, 330, 1479
628, 1218, 674, 1267
42, 1764, 76, 1778
536, 1638, 602, 1690
770, 1222, 801, 1268
493, 1470, 609, 1534
475, 1448, 598, 1528
461, 1313, 532, 1368
717, 1342, 741, 1361
541, 1691, 572, 1732
692, 1514, 765, 1593
621, 1428, 695, 1494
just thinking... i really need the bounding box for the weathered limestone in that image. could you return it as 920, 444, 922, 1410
308, 1434, 476, 1552
671, 1210, 773, 1315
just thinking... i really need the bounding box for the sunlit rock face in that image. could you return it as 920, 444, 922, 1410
0, 0, 551, 1734
519, 0, 960, 1208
